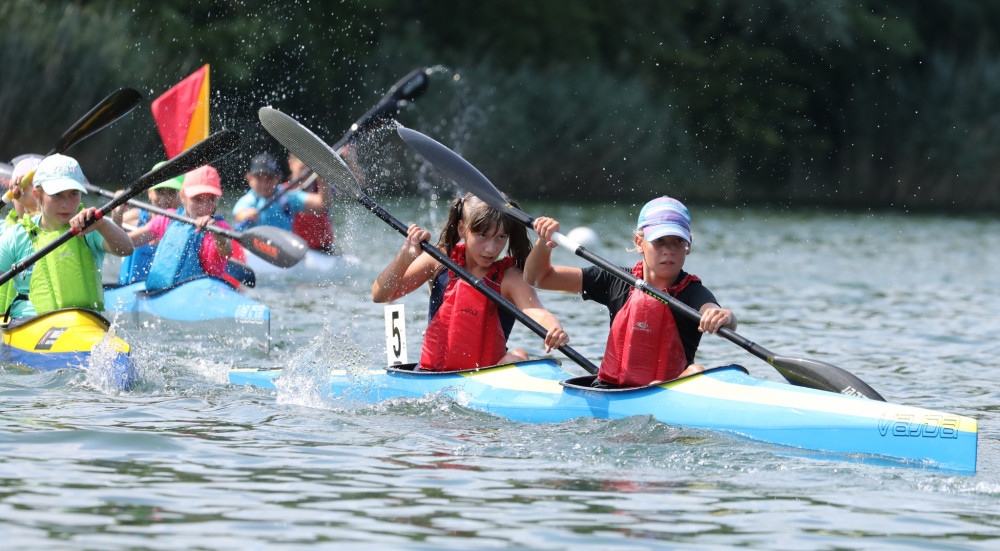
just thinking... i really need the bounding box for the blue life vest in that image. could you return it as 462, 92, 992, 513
145, 210, 222, 291
118, 209, 156, 284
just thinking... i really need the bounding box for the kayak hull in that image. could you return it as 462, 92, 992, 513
229, 360, 978, 472
1, 308, 135, 389
104, 277, 270, 346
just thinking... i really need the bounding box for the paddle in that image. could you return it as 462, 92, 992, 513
84, 182, 307, 268
0, 129, 241, 288
2, 88, 143, 209
258, 107, 599, 374
240, 67, 430, 229
396, 126, 886, 401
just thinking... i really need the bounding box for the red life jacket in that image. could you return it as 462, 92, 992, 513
290, 179, 334, 250
419, 244, 516, 371
598, 261, 700, 387
292, 211, 334, 251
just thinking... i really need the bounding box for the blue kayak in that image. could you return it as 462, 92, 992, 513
105, 277, 270, 344
229, 360, 978, 472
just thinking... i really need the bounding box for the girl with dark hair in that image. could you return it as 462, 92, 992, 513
373, 193, 569, 371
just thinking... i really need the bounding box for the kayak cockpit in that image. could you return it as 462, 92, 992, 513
560, 364, 750, 392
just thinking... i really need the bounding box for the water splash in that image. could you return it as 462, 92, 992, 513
274, 318, 377, 411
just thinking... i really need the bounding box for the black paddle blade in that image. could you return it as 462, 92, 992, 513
225, 259, 256, 288
258, 107, 364, 201
771, 356, 885, 401
334, 68, 431, 149
389, 67, 430, 103
396, 126, 534, 226
239, 226, 308, 268
51, 88, 143, 155
111, 129, 241, 213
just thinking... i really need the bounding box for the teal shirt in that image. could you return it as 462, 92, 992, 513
0, 215, 106, 318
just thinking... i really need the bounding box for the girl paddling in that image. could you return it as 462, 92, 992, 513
0, 154, 133, 320
372, 193, 569, 371
524, 196, 736, 388
129, 165, 241, 291
113, 162, 184, 284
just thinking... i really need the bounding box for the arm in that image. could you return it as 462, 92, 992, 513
502, 267, 570, 353
195, 215, 233, 258
233, 186, 259, 225
72, 208, 134, 256
372, 224, 440, 303
525, 216, 583, 293
301, 179, 334, 212
698, 302, 737, 334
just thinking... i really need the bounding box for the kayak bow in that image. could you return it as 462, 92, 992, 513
1, 308, 135, 389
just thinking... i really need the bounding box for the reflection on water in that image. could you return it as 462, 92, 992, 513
3, 203, 1000, 549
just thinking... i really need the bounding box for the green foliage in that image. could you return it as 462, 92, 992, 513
2, 0, 999, 209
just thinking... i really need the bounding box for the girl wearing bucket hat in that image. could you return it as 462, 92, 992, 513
128, 165, 241, 290
0, 154, 134, 318
524, 196, 736, 388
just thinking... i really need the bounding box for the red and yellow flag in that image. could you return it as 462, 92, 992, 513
151, 64, 210, 159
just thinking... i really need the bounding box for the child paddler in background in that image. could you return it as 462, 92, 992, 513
524, 196, 736, 388
0, 155, 43, 315
112, 162, 184, 284
0, 154, 134, 321
286, 153, 336, 252
233, 152, 335, 234
126, 165, 242, 290
372, 193, 570, 372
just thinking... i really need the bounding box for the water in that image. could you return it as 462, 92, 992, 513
2, 199, 999, 549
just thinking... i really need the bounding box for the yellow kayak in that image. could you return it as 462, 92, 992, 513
0, 308, 135, 389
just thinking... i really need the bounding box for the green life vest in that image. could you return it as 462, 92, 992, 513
19, 213, 104, 315
0, 210, 24, 314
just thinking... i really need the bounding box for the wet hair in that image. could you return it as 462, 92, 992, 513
436, 192, 532, 269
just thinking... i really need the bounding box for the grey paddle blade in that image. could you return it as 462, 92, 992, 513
240, 225, 308, 268
396, 126, 533, 226
258, 107, 363, 201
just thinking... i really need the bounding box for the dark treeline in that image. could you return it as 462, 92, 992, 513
2, 0, 999, 210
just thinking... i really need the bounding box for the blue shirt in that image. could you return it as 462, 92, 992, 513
232, 189, 308, 231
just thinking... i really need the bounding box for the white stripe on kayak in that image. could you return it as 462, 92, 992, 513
668, 375, 977, 434
459, 365, 565, 394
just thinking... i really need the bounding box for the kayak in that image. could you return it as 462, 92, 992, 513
1, 308, 135, 390
104, 276, 270, 346
229, 359, 978, 472
245, 248, 360, 282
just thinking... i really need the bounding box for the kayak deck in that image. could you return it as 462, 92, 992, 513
1, 308, 135, 390
229, 360, 977, 472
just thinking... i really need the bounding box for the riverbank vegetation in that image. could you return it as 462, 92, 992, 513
2, 0, 998, 210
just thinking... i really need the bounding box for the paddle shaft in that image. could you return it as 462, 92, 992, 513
86, 183, 243, 242
0, 129, 240, 287
359, 194, 598, 374
85, 182, 306, 268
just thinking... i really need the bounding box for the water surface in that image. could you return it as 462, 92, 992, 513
2, 200, 998, 549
